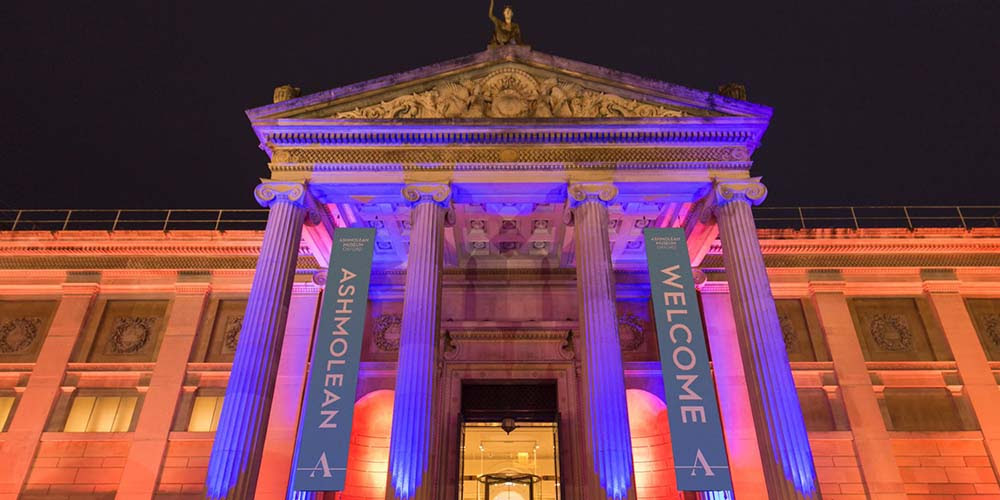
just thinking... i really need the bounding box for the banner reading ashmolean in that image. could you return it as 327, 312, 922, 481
292, 228, 376, 492
644, 228, 733, 492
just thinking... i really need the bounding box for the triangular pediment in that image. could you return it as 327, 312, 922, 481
247, 47, 771, 121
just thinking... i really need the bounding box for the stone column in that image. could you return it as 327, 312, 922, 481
206, 181, 309, 500
254, 281, 322, 498
709, 178, 820, 499
0, 273, 98, 500
809, 278, 906, 499
923, 272, 1000, 482
117, 276, 210, 500
568, 183, 634, 500
387, 183, 450, 500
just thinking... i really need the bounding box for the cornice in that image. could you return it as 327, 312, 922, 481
259, 123, 765, 148
701, 253, 1000, 269
0, 255, 320, 271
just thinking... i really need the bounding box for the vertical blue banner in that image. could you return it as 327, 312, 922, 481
292, 228, 376, 491
644, 228, 732, 491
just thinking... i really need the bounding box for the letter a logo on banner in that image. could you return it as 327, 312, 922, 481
292, 228, 376, 492
644, 228, 732, 492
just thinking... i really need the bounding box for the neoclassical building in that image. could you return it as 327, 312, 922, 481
1, 45, 1000, 500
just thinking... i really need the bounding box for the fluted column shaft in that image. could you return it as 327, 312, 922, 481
711, 179, 820, 499
387, 184, 449, 500
570, 183, 634, 500
206, 182, 308, 499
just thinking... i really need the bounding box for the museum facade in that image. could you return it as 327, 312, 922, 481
1, 46, 1000, 500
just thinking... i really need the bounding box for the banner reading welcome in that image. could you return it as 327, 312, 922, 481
644, 228, 732, 492
292, 228, 376, 491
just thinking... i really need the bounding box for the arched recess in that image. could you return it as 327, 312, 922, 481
627, 388, 679, 500
328, 389, 395, 500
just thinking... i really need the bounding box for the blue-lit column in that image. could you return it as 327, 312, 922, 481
387, 183, 450, 500
569, 183, 635, 500
207, 181, 309, 500
710, 178, 820, 499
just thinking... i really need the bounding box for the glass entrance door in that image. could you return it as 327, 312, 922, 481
460, 420, 561, 500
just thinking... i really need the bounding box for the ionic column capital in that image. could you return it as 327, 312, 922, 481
709, 177, 768, 211
567, 182, 618, 207
253, 180, 308, 209
401, 183, 452, 207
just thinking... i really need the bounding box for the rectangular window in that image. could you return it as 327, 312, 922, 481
187, 395, 224, 432
64, 395, 138, 432
0, 396, 15, 431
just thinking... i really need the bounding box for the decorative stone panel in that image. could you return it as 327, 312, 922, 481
965, 298, 1000, 361
849, 298, 949, 361
797, 389, 836, 431
882, 388, 971, 431
0, 301, 57, 363
617, 301, 656, 362
200, 299, 248, 363
775, 299, 817, 362
85, 300, 169, 363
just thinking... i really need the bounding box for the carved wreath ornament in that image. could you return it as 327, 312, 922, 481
109, 316, 156, 354
868, 313, 913, 352
0, 317, 41, 354
617, 313, 645, 351
336, 68, 689, 120
374, 313, 402, 352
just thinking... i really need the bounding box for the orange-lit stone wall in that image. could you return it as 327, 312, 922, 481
156, 437, 213, 498
0, 228, 998, 499
23, 439, 130, 499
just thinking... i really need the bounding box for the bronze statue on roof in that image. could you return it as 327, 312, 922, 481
488, 0, 523, 47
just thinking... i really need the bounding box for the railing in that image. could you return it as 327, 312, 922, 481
0, 206, 996, 232
0, 209, 270, 232
753, 206, 1000, 230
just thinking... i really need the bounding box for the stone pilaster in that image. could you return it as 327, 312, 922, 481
568, 182, 635, 500
709, 178, 820, 499
700, 287, 768, 500
923, 274, 1000, 483
0, 275, 98, 500
206, 181, 308, 500
117, 277, 210, 500
387, 183, 450, 500
809, 279, 906, 499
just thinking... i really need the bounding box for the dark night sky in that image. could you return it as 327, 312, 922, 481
2, 2, 998, 210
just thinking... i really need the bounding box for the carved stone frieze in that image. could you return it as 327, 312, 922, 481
982, 313, 1000, 347
273, 146, 750, 169
223, 315, 244, 351
334, 68, 691, 120
0, 317, 41, 354
374, 313, 402, 352
109, 316, 157, 354
617, 313, 644, 352
868, 313, 914, 352
778, 313, 797, 355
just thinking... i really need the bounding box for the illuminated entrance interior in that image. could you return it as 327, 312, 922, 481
459, 382, 561, 500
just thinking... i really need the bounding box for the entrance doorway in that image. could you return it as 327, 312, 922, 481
459, 382, 562, 500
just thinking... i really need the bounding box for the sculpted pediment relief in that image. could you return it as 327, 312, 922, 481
333, 68, 692, 120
